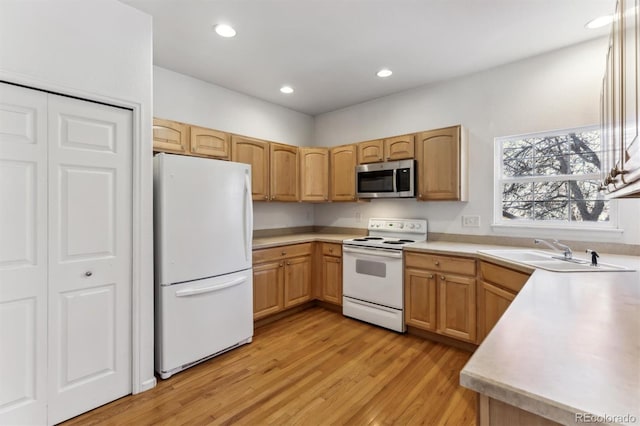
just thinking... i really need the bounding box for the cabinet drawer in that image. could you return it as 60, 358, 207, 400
322, 243, 342, 257
404, 252, 476, 276
253, 243, 312, 264
479, 261, 530, 293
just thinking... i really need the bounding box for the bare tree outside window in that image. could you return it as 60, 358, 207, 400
496, 127, 610, 225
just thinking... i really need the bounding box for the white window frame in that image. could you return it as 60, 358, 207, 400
492, 125, 620, 234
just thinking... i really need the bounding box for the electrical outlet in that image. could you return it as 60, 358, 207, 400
355, 211, 362, 223
462, 215, 480, 227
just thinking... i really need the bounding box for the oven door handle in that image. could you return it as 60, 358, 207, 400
343, 246, 403, 259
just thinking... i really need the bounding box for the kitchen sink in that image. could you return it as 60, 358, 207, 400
479, 250, 635, 272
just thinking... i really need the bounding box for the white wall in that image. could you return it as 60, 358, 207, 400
154, 66, 315, 229
0, 0, 155, 392
314, 38, 640, 246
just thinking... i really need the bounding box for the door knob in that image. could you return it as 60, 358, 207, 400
85, 271, 93, 277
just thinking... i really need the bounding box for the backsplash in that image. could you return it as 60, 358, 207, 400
253, 202, 314, 230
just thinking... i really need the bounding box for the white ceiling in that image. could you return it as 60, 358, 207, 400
122, 0, 615, 116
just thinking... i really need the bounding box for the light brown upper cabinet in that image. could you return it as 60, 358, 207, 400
232, 135, 270, 201
153, 118, 189, 154
153, 118, 230, 160
299, 147, 329, 202
330, 144, 357, 201
189, 126, 230, 160
358, 139, 384, 164
385, 134, 415, 161
601, 0, 640, 198
415, 125, 468, 201
357, 135, 415, 164
270, 143, 299, 202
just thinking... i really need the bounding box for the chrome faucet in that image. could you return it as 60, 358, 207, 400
534, 239, 573, 260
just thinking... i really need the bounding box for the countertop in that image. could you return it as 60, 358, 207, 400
460, 269, 640, 426
252, 232, 640, 424
253, 233, 362, 249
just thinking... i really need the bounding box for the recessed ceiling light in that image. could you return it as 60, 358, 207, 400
214, 24, 236, 38
376, 69, 393, 78
585, 15, 614, 29
280, 85, 294, 94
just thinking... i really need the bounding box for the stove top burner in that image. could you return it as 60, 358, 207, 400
364, 237, 383, 240
398, 239, 415, 243
352, 238, 368, 241
383, 241, 406, 245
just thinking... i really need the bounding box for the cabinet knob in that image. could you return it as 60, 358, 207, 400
264, 195, 268, 200
279, 263, 283, 267
441, 275, 446, 281
281, 251, 286, 255
287, 261, 291, 265
434, 261, 440, 266
428, 274, 434, 279
85, 271, 93, 277
329, 248, 333, 252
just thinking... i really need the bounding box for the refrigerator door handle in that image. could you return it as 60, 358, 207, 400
244, 171, 253, 261
175, 276, 248, 297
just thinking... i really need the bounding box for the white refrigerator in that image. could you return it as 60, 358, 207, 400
154, 153, 253, 379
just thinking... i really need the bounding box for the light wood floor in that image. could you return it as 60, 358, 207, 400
63, 307, 477, 425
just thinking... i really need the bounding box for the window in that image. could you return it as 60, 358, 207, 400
494, 126, 615, 228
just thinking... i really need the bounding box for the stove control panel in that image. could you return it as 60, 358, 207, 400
368, 218, 427, 233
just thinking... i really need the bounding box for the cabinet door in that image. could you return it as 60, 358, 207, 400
330, 144, 357, 201
253, 261, 284, 320
231, 135, 270, 201
189, 126, 230, 159
385, 134, 415, 161
153, 118, 188, 154
299, 147, 329, 202
284, 255, 312, 307
477, 281, 516, 342
404, 268, 437, 331
437, 274, 476, 343
270, 143, 299, 201
358, 140, 384, 164
416, 126, 463, 201
621, 0, 640, 193
321, 255, 342, 305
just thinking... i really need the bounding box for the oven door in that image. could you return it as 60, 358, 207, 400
342, 245, 403, 309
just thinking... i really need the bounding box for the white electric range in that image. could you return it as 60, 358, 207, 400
342, 218, 427, 332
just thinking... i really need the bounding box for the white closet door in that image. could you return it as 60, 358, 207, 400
47, 95, 132, 425
0, 83, 49, 425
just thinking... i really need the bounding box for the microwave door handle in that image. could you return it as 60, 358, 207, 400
392, 168, 397, 192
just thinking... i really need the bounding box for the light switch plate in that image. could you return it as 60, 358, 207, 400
462, 215, 480, 227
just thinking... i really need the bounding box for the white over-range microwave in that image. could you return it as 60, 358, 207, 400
355, 159, 416, 198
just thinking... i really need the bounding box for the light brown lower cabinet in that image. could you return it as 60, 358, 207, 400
253, 261, 284, 320
478, 395, 562, 426
404, 252, 477, 343
283, 255, 312, 307
320, 243, 343, 305
252, 243, 313, 320
477, 261, 531, 342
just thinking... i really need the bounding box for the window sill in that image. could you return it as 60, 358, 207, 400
491, 223, 624, 239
